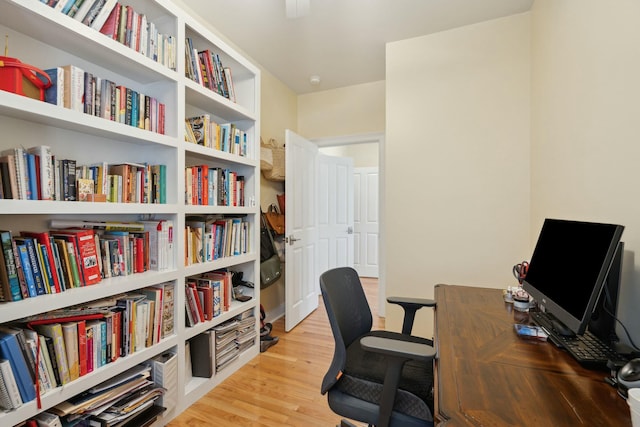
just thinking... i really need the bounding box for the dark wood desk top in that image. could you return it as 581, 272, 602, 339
434, 284, 631, 426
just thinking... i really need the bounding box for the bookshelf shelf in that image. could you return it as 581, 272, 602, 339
0, 0, 260, 425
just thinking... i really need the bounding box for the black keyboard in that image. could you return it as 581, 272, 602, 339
530, 311, 624, 369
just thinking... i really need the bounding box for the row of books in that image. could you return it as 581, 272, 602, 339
77, 161, 167, 204
0, 284, 173, 411
185, 38, 236, 102
185, 115, 249, 157
185, 216, 251, 266
0, 220, 174, 303
42, 0, 177, 70
40, 64, 167, 135
0, 146, 166, 204
185, 165, 245, 207
187, 308, 255, 379
184, 270, 233, 327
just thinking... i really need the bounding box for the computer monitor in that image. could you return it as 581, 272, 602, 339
522, 218, 624, 336
589, 241, 624, 344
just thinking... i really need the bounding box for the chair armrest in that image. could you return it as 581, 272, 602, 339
387, 296, 436, 308
387, 296, 436, 335
360, 336, 436, 363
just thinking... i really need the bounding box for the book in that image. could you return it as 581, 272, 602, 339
0, 331, 36, 403
0, 359, 14, 409
42, 67, 64, 107
99, 2, 121, 39
0, 155, 17, 199
0, 326, 37, 390
16, 243, 38, 298
73, 0, 98, 22
27, 146, 54, 201
61, 65, 85, 113
61, 322, 80, 381
34, 323, 71, 386
0, 148, 27, 200
39, 335, 58, 389
53, 238, 74, 290
50, 229, 101, 286
13, 237, 46, 295
196, 284, 213, 321
139, 220, 174, 271
0, 358, 22, 409
134, 300, 149, 352
22, 328, 54, 394
76, 320, 87, 377
82, 0, 107, 26
140, 287, 163, 345
21, 231, 63, 293
0, 230, 22, 301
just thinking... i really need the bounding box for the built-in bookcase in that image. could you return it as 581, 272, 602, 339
0, 0, 260, 425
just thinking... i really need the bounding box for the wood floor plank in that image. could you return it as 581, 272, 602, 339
168, 277, 381, 427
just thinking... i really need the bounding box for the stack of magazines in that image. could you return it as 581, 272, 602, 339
49, 365, 166, 427
214, 319, 239, 373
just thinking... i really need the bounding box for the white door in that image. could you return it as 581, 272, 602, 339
353, 167, 379, 277
284, 130, 319, 331
317, 154, 354, 278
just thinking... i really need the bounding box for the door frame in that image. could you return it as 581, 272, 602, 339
312, 132, 386, 317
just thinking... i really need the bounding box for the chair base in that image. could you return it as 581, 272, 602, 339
339, 420, 360, 427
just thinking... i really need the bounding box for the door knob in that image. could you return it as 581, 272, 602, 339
287, 235, 300, 245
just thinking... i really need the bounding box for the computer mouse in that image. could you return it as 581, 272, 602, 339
618, 358, 640, 389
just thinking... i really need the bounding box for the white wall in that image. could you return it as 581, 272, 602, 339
531, 0, 640, 347
298, 81, 385, 139
385, 13, 532, 336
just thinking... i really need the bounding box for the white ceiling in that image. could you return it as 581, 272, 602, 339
182, 0, 534, 94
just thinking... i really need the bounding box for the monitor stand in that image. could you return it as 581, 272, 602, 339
588, 242, 623, 345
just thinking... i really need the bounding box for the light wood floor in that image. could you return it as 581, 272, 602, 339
168, 277, 381, 427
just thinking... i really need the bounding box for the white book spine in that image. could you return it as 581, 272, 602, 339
0, 358, 22, 409
27, 145, 54, 200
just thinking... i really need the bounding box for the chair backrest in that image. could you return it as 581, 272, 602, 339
320, 267, 373, 394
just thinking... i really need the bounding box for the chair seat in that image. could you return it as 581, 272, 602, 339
336, 330, 434, 423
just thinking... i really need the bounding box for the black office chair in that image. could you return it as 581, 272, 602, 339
319, 267, 437, 427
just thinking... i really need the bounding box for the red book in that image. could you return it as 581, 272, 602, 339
133, 236, 144, 273
202, 270, 232, 312
77, 320, 87, 377
85, 325, 94, 374
20, 231, 62, 293
189, 282, 205, 322
99, 2, 121, 40
50, 230, 101, 286
111, 309, 122, 362
197, 285, 213, 321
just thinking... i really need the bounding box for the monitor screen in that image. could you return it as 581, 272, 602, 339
522, 218, 624, 335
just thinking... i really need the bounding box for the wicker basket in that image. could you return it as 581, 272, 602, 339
261, 138, 285, 181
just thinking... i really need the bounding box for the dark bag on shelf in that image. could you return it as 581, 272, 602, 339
260, 253, 281, 289
260, 210, 281, 289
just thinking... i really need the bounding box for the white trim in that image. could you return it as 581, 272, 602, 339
311, 132, 384, 147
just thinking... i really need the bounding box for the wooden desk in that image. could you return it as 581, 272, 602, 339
434, 284, 631, 426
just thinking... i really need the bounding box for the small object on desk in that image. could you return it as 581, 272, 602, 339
514, 324, 548, 342
503, 287, 514, 303
513, 288, 531, 312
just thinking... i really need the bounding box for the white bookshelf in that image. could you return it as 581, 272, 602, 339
0, 0, 260, 425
